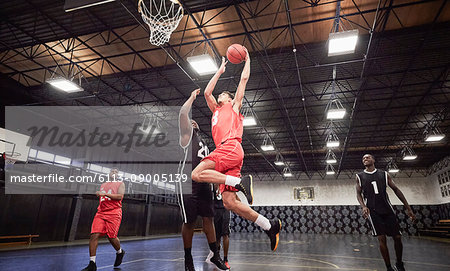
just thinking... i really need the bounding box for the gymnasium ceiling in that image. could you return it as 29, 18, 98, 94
0, 0, 449, 180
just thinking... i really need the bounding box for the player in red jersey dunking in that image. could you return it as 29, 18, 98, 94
82, 168, 125, 271
191, 52, 281, 251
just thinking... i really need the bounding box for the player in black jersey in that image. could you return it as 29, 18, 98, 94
178, 89, 228, 271
206, 184, 231, 269
356, 154, 415, 271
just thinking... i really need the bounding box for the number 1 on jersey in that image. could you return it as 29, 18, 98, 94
371, 181, 379, 194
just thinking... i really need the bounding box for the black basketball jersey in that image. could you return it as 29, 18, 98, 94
191, 130, 209, 167
190, 131, 211, 196
356, 169, 395, 215
213, 186, 225, 209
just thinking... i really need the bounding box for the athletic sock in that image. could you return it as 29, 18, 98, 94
255, 214, 271, 231
224, 256, 228, 262
225, 175, 241, 187
90, 256, 96, 263
208, 242, 219, 256
184, 247, 192, 259
116, 248, 122, 254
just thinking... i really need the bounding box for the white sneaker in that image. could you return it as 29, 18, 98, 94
205, 250, 214, 263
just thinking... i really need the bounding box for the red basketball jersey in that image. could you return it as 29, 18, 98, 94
97, 181, 123, 215
211, 102, 244, 147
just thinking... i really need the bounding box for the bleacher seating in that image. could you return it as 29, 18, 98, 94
419, 219, 450, 238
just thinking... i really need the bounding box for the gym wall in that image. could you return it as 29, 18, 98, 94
0, 194, 182, 242
252, 174, 440, 206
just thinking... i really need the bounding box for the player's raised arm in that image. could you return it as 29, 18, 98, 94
204, 57, 227, 113
233, 49, 250, 113
179, 89, 200, 148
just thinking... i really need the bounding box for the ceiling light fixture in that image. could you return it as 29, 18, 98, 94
187, 54, 218, 75
326, 164, 335, 175
283, 167, 293, 177
139, 116, 163, 135
326, 99, 346, 120
326, 132, 340, 148
47, 78, 83, 93
242, 106, 257, 127
402, 146, 417, 161
387, 160, 400, 173
325, 150, 338, 164
261, 144, 274, 152
261, 135, 275, 152
275, 153, 285, 166
243, 116, 257, 126
424, 127, 445, 142
328, 29, 359, 56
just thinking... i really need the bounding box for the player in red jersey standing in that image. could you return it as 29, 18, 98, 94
191, 51, 281, 251
82, 168, 125, 271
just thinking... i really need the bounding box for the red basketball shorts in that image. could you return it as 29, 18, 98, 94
91, 212, 122, 239
203, 139, 244, 193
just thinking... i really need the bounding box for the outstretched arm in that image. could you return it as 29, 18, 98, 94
204, 57, 227, 113
179, 89, 200, 148
387, 174, 415, 221
233, 48, 250, 113
356, 176, 370, 219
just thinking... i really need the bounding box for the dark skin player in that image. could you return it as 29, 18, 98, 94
356, 154, 415, 270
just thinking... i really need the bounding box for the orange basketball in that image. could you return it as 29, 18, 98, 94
226, 44, 247, 64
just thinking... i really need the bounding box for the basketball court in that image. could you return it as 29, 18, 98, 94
1, 233, 449, 270
1, 0, 449, 270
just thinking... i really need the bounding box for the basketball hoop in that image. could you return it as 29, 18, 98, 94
138, 0, 184, 46
3, 151, 21, 167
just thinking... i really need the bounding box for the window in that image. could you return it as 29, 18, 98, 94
28, 149, 37, 159
88, 163, 103, 173
438, 171, 450, 198
36, 150, 55, 162
54, 155, 71, 165
101, 167, 111, 174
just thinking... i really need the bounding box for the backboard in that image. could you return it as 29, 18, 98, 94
0, 128, 31, 162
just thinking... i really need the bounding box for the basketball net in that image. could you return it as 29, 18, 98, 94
138, 0, 184, 46
3, 152, 20, 167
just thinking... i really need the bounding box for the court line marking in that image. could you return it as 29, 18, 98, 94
2, 244, 450, 270
97, 257, 183, 270
114, 250, 450, 268
0, 251, 113, 260
3, 249, 449, 268
194, 255, 340, 269
224, 251, 450, 268
97, 256, 375, 271
220, 261, 375, 271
